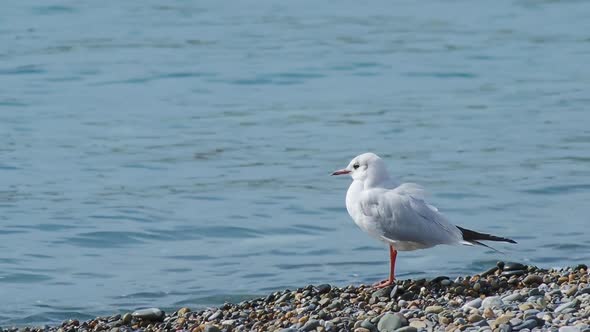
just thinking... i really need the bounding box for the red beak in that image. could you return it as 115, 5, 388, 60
331, 169, 351, 176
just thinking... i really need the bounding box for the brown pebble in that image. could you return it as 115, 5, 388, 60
468, 314, 484, 323
178, 307, 191, 316
523, 274, 543, 285
483, 307, 495, 319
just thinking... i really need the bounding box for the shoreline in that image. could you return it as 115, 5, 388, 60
4, 262, 589, 332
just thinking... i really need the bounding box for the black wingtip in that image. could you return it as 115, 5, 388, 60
457, 226, 517, 244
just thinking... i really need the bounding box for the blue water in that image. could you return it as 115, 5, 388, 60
2, 0, 590, 326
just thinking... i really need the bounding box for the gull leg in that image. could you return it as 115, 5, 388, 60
373, 245, 397, 288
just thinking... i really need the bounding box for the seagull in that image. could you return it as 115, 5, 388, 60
332, 152, 516, 288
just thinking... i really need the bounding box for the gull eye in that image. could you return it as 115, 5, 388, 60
353, 163, 360, 170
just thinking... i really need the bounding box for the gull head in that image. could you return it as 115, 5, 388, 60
332, 152, 391, 185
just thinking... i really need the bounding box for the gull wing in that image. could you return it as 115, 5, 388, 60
358, 184, 462, 246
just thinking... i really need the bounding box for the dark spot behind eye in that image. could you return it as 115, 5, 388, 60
353, 164, 359, 169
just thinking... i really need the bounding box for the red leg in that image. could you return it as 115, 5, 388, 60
373, 245, 397, 288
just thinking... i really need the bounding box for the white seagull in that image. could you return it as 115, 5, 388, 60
332, 152, 516, 288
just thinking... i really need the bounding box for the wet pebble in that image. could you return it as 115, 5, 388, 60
131, 308, 164, 321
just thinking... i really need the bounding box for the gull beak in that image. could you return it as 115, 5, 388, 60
331, 169, 351, 176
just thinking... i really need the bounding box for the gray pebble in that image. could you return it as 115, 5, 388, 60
204, 326, 222, 332
482, 296, 503, 309
390, 285, 399, 298
558, 327, 581, 332
528, 288, 543, 297
523, 309, 540, 320
324, 321, 335, 331
393, 327, 417, 332
464, 298, 482, 309
315, 284, 331, 294
131, 308, 164, 321
276, 293, 292, 303
377, 312, 408, 332
554, 300, 579, 314
372, 286, 393, 299
207, 310, 222, 321
512, 319, 538, 331
301, 319, 320, 331
473, 319, 489, 328
503, 293, 525, 302
361, 319, 376, 331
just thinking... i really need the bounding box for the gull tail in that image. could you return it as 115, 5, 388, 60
457, 226, 517, 253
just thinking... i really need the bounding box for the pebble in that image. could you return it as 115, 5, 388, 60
523, 275, 543, 285
425, 305, 444, 314
316, 284, 332, 294
378, 312, 408, 332
503, 293, 525, 302
555, 300, 579, 313
409, 321, 426, 329
565, 285, 578, 297
482, 296, 503, 309
483, 307, 495, 319
493, 314, 514, 327
372, 286, 393, 299
177, 307, 190, 316
463, 298, 482, 309
390, 285, 400, 298
121, 313, 132, 324
559, 327, 581, 332
361, 320, 376, 331
355, 329, 371, 332
502, 270, 526, 277
131, 308, 164, 321
504, 262, 527, 271
512, 319, 538, 331
523, 309, 539, 319
301, 319, 320, 331
393, 328, 417, 332
441, 279, 452, 286
207, 310, 221, 321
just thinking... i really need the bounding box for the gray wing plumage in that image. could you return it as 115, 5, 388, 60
358, 183, 463, 246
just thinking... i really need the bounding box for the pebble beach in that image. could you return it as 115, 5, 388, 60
6, 263, 590, 332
